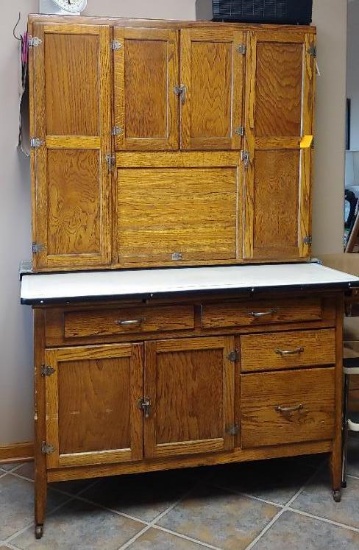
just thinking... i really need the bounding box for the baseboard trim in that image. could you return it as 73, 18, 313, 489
0, 442, 34, 464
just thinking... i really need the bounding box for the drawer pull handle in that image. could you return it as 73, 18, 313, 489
115, 319, 144, 326
275, 347, 304, 356
275, 404, 304, 414
249, 309, 277, 318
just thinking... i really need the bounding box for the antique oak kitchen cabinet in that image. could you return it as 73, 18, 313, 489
23, 14, 356, 540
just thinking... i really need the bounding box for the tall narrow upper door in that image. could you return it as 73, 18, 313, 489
243, 29, 316, 261
113, 27, 179, 151
180, 28, 245, 150
29, 23, 112, 271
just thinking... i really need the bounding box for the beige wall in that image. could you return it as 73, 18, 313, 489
0, 0, 348, 446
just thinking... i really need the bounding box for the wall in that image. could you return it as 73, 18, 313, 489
0, 0, 348, 447
347, 0, 359, 150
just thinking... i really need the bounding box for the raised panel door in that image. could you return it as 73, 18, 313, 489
30, 22, 112, 271
180, 28, 245, 150
113, 27, 179, 151
243, 29, 316, 261
44, 344, 143, 468
144, 336, 236, 458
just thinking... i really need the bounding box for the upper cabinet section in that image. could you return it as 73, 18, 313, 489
113, 26, 245, 151
28, 16, 316, 272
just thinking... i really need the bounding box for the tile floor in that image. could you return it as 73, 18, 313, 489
1, 436, 359, 550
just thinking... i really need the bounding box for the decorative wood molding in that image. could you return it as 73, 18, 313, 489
0, 442, 34, 464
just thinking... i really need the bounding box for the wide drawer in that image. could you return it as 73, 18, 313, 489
201, 297, 323, 329
63, 305, 194, 338
240, 329, 336, 372
240, 368, 335, 448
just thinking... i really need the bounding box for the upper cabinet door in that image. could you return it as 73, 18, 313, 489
243, 29, 316, 261
113, 27, 179, 151
30, 23, 112, 271
180, 28, 245, 150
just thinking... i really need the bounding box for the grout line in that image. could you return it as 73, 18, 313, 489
287, 506, 359, 533
242, 461, 322, 550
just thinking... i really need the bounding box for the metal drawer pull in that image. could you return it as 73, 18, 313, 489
275, 347, 304, 356
275, 404, 304, 413
115, 319, 144, 326
248, 308, 277, 318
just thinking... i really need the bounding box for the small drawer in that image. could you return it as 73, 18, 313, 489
240, 329, 336, 372
240, 368, 335, 448
63, 305, 194, 339
201, 297, 323, 329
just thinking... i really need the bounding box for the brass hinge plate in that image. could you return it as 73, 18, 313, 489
303, 236, 312, 245
227, 350, 239, 362
28, 36, 42, 47
41, 442, 55, 455
235, 126, 244, 137
112, 126, 123, 136
30, 138, 44, 148
226, 424, 240, 436
237, 44, 246, 55
32, 242, 45, 254
41, 365, 55, 377
307, 45, 317, 57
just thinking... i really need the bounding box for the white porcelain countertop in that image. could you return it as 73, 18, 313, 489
20, 262, 359, 305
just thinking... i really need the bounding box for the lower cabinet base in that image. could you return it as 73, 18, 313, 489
31, 285, 345, 538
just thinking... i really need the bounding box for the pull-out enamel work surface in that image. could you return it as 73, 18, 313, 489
20, 263, 359, 304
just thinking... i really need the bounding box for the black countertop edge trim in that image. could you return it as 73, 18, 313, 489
20, 281, 358, 306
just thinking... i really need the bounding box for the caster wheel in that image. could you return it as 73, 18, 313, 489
35, 524, 43, 539
333, 489, 341, 502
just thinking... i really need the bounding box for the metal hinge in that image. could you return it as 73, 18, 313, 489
32, 242, 45, 254
112, 40, 122, 50
28, 36, 42, 47
41, 442, 55, 455
235, 126, 244, 137
303, 235, 312, 245
41, 365, 55, 377
237, 44, 246, 55
307, 45, 317, 57
138, 397, 151, 418
226, 424, 240, 436
30, 138, 44, 148
241, 150, 250, 168
227, 350, 240, 362
112, 126, 123, 136
105, 154, 115, 173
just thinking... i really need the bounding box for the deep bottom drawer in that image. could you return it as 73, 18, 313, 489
240, 368, 335, 448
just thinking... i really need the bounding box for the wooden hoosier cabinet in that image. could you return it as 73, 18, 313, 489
23, 14, 356, 540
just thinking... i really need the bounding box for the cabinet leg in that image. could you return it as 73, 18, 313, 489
329, 447, 342, 503
34, 462, 47, 539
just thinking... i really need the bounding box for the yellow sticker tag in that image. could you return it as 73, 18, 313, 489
300, 135, 313, 148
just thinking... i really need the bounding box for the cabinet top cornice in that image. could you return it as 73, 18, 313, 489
27, 13, 316, 33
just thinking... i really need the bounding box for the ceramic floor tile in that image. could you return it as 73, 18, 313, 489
11, 499, 145, 550
157, 483, 279, 550
125, 527, 209, 549
208, 456, 320, 505
80, 469, 197, 522
290, 468, 359, 529
0, 474, 69, 540
250, 509, 359, 550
